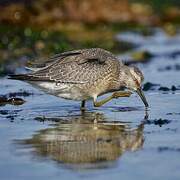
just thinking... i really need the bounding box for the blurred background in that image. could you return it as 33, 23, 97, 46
0, 0, 179, 75
1, 1, 180, 179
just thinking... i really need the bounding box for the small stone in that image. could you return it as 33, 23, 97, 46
158, 87, 170, 91
7, 98, 25, 105
143, 82, 159, 91
0, 96, 8, 104
171, 85, 177, 91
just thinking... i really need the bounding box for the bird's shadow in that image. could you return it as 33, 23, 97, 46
13, 108, 150, 170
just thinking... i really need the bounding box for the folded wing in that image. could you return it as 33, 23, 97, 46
9, 48, 121, 84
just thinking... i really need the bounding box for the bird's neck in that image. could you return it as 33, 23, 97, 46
118, 66, 129, 88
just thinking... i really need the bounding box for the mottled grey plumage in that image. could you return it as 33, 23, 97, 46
9, 48, 149, 109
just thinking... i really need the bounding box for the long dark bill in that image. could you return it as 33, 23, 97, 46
136, 88, 149, 107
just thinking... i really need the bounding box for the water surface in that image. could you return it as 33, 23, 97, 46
0, 29, 180, 180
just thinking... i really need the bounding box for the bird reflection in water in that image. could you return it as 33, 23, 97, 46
17, 112, 145, 169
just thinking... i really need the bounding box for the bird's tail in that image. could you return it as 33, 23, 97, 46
8, 74, 32, 80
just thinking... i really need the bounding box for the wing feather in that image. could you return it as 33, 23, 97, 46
20, 48, 121, 84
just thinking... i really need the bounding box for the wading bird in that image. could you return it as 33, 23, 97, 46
9, 48, 149, 110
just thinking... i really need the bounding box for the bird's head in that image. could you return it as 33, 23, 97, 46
122, 65, 149, 107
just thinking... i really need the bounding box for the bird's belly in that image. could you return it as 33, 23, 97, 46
32, 81, 91, 101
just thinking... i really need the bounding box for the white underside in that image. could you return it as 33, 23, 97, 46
31, 81, 92, 101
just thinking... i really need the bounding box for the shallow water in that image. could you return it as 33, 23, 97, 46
0, 29, 180, 180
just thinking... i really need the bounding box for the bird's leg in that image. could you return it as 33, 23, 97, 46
80, 100, 86, 111
112, 91, 132, 99
93, 91, 132, 107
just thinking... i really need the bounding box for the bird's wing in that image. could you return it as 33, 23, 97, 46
25, 50, 82, 71
12, 48, 120, 84
47, 48, 118, 64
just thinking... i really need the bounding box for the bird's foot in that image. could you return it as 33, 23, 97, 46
80, 100, 86, 111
